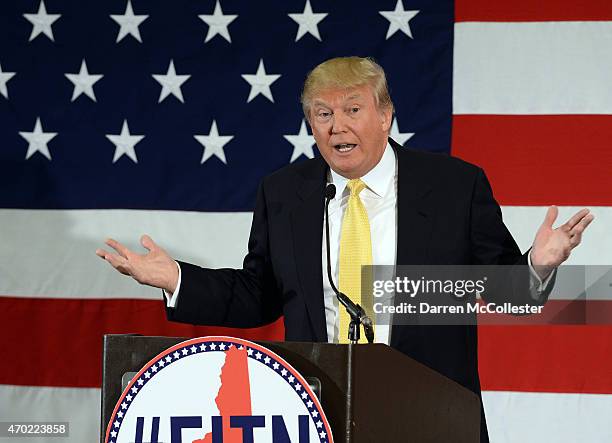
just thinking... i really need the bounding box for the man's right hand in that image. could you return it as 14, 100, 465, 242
96, 234, 179, 294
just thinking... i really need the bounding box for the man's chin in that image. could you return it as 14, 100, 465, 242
329, 162, 364, 179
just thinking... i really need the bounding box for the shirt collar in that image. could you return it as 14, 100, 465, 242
328, 142, 395, 198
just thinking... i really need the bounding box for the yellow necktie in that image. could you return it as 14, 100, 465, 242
338, 179, 374, 343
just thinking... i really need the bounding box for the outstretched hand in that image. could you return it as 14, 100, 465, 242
530, 206, 594, 279
95, 235, 179, 293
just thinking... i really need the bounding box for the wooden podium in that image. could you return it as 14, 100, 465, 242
101, 334, 480, 442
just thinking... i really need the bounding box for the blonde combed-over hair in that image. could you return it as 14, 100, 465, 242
301, 56, 394, 119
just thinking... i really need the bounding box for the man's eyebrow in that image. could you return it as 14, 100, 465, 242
345, 93, 362, 101
312, 99, 330, 107
312, 94, 363, 107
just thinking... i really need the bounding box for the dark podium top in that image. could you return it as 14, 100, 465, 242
101, 334, 480, 442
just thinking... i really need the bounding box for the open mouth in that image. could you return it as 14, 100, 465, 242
334, 143, 357, 153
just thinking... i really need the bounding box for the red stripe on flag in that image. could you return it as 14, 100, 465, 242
4, 297, 612, 394
476, 300, 612, 325
455, 0, 612, 22
0, 296, 284, 388
478, 325, 612, 394
451, 115, 612, 206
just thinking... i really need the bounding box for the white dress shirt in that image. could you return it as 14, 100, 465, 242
323, 143, 397, 344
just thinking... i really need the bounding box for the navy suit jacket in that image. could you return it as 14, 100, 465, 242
167, 139, 534, 441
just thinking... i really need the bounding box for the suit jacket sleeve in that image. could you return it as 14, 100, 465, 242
165, 178, 283, 328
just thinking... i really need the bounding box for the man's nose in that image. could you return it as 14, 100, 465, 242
330, 113, 348, 134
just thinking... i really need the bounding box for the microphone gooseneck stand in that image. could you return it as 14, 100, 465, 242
324, 183, 375, 443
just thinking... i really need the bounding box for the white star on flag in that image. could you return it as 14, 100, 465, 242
23, 0, 61, 42
19, 117, 57, 160
241, 59, 281, 103
379, 0, 419, 39
195, 120, 234, 164
288, 0, 328, 42
105, 120, 145, 163
284, 119, 316, 162
152, 60, 191, 103
199, 0, 238, 43
65, 60, 103, 102
390, 117, 415, 146
110, 0, 148, 43
0, 63, 16, 99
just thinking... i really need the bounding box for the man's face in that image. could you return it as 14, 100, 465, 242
308, 84, 392, 179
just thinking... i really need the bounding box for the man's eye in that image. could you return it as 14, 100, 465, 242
350, 107, 360, 113
318, 111, 331, 118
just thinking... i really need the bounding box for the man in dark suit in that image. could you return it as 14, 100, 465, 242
97, 56, 593, 441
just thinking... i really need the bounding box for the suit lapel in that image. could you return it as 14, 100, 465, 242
393, 140, 434, 266
290, 158, 328, 342
391, 141, 435, 348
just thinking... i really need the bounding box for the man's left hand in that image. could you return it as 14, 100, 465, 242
530, 206, 594, 280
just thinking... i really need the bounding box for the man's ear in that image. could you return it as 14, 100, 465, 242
380, 106, 393, 132
304, 109, 313, 129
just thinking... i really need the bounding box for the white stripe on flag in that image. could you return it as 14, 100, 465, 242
453, 21, 612, 114
0, 385, 100, 443
2, 385, 611, 443
503, 206, 612, 301
1, 207, 610, 298
501, 206, 611, 265
482, 391, 612, 442
0, 209, 251, 299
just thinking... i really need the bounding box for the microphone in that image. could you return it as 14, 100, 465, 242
324, 184, 374, 344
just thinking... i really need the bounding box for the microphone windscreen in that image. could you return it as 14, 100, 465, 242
325, 184, 336, 200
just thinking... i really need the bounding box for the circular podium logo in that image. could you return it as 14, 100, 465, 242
105, 336, 333, 443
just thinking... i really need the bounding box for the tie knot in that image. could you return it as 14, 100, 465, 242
347, 179, 366, 196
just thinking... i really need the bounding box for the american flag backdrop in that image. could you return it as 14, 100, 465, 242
1, 0, 611, 441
